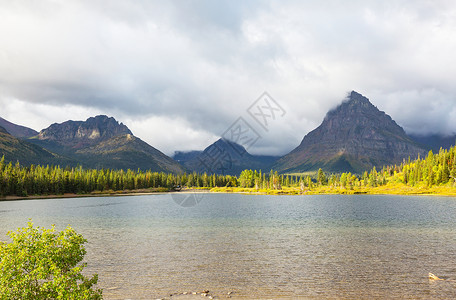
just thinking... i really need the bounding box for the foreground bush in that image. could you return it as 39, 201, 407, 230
0, 221, 102, 299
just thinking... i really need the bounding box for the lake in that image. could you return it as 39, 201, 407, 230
1, 193, 456, 299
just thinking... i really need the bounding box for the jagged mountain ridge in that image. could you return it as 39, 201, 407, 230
0, 117, 39, 138
178, 138, 278, 175
37, 115, 132, 148
274, 91, 427, 173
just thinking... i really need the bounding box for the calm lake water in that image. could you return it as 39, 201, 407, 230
1, 193, 456, 299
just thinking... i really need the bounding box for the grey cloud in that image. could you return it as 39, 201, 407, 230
1, 0, 456, 155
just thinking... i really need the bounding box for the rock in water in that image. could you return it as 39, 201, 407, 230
429, 272, 444, 280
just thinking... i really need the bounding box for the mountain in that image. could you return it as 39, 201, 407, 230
274, 91, 427, 174
409, 134, 456, 153
0, 126, 59, 165
29, 115, 183, 173
36, 115, 132, 149
0, 117, 38, 138
74, 134, 184, 173
179, 138, 278, 175
173, 150, 203, 164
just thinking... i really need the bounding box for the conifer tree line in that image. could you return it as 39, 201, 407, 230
1, 146, 455, 197
302, 146, 456, 189
0, 156, 233, 197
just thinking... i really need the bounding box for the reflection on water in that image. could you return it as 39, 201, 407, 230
71, 201, 126, 208
1, 194, 456, 299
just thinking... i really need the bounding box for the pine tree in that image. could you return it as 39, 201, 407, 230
317, 168, 326, 186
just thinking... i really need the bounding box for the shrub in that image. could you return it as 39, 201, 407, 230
0, 221, 102, 299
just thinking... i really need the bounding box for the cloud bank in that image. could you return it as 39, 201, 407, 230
1, 0, 456, 155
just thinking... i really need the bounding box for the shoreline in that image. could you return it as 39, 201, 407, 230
210, 186, 456, 197
1, 186, 456, 202
0, 188, 212, 202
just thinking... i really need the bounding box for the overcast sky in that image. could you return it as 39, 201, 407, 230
1, 0, 456, 156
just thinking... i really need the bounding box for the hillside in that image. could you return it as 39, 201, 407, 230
0, 117, 38, 138
75, 134, 184, 173
0, 126, 60, 165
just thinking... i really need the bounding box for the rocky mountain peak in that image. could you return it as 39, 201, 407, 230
325, 91, 381, 120
2, 115, 183, 173
274, 91, 426, 173
348, 90, 371, 105
38, 115, 132, 145
319, 90, 403, 139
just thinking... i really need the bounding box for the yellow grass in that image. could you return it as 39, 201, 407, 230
210, 183, 456, 196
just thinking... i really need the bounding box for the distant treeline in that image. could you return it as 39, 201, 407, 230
1, 145, 455, 197
0, 156, 234, 197
237, 146, 456, 190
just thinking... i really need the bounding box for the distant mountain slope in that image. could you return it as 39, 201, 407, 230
409, 134, 456, 153
274, 91, 427, 174
28, 115, 184, 173
173, 150, 203, 164
180, 138, 278, 175
0, 126, 59, 165
75, 134, 184, 173
0, 117, 38, 138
